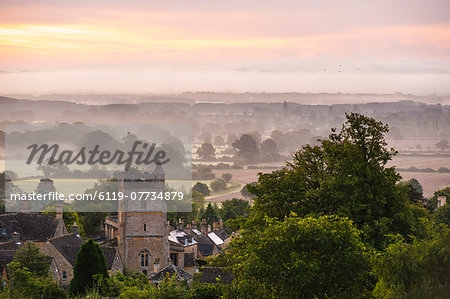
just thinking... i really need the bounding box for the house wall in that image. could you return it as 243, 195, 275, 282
37, 242, 74, 289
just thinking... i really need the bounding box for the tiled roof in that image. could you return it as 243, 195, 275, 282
0, 213, 59, 242
169, 230, 196, 246
101, 246, 118, 269
194, 233, 216, 256
48, 234, 84, 266
212, 229, 228, 241
169, 241, 184, 252
198, 244, 214, 256
149, 264, 193, 281
200, 267, 233, 284
48, 234, 118, 271
0, 241, 19, 265
191, 228, 201, 235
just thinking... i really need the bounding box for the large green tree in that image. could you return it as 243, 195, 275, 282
12, 242, 51, 277
193, 182, 211, 196
210, 178, 227, 193
232, 134, 259, 164
201, 203, 220, 226
7, 262, 67, 299
249, 113, 427, 249
226, 215, 371, 298
69, 239, 108, 295
7, 243, 66, 298
196, 143, 216, 160
220, 198, 250, 222
400, 178, 424, 204
373, 227, 450, 298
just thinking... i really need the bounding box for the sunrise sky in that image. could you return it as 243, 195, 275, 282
0, 0, 449, 95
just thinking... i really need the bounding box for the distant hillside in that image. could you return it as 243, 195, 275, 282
2, 92, 449, 105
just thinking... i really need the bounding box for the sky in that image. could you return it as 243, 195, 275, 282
0, 0, 449, 95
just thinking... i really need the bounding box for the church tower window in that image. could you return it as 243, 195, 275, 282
140, 251, 149, 267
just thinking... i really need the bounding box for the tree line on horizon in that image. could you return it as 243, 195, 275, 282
0, 113, 449, 298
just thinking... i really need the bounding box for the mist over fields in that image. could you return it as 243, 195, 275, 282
1, 93, 449, 197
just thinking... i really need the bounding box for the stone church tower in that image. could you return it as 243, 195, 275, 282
117, 165, 169, 276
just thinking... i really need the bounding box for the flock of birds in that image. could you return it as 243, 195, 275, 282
323, 65, 360, 72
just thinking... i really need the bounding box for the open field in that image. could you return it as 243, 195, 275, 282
390, 154, 450, 170
207, 168, 278, 203
207, 161, 450, 202
397, 172, 450, 198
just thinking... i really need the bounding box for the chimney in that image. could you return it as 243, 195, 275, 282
56, 203, 63, 219
192, 220, 197, 230
186, 223, 191, 229
212, 222, 218, 231
177, 218, 184, 231
437, 196, 447, 208
201, 219, 207, 234
207, 224, 211, 233
166, 220, 171, 234
12, 231, 20, 243
219, 219, 223, 230
20, 201, 31, 214
71, 222, 79, 235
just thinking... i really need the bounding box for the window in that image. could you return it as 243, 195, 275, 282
143, 223, 146, 231
62, 271, 67, 280
140, 251, 149, 267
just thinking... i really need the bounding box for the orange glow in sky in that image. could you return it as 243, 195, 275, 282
0, 0, 449, 94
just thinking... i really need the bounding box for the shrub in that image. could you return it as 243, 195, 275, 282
69, 239, 108, 295
193, 182, 211, 196
191, 282, 223, 299
210, 178, 227, 192
221, 173, 232, 183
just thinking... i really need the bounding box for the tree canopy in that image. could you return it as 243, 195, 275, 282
226, 215, 371, 298
201, 203, 220, 226
7, 243, 66, 298
232, 134, 259, 164
69, 239, 108, 295
220, 198, 250, 222
373, 227, 450, 298
248, 113, 427, 249
193, 182, 211, 196
196, 143, 216, 160
12, 242, 51, 277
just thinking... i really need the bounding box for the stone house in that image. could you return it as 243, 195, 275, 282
0, 214, 123, 288
169, 219, 198, 274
